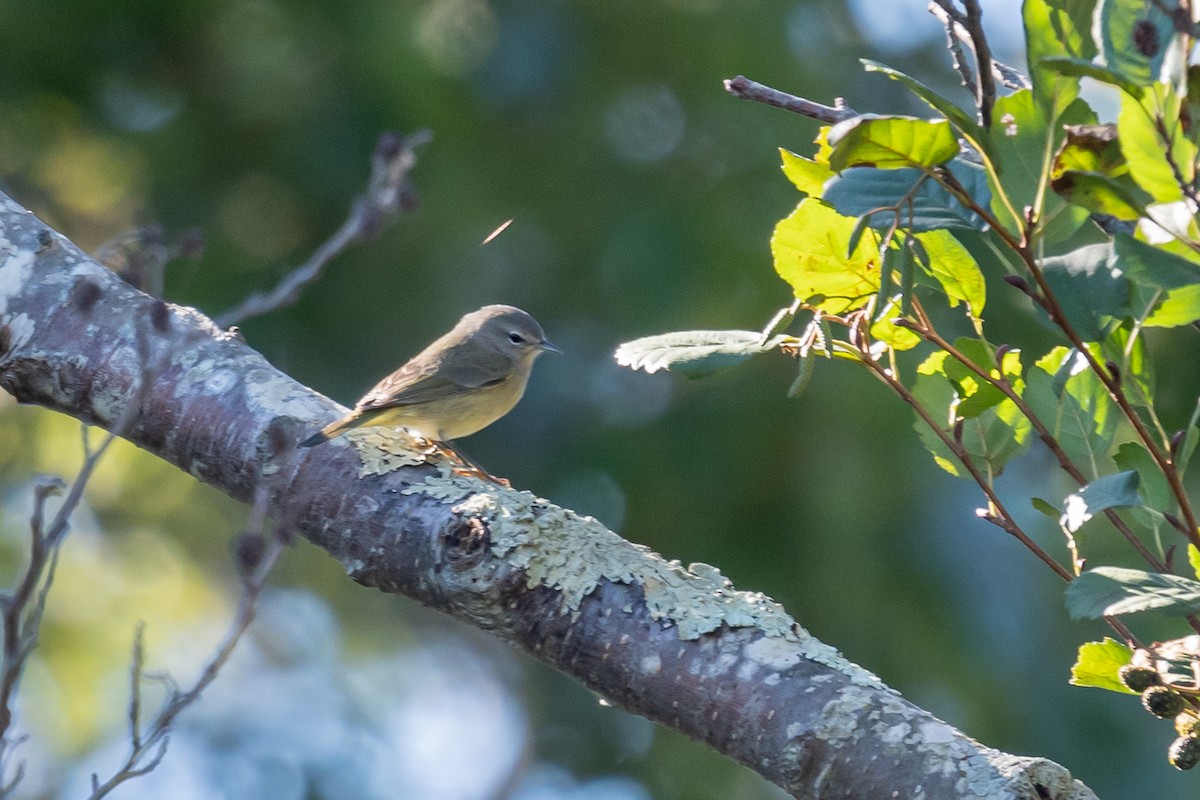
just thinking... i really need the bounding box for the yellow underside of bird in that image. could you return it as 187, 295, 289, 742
306, 373, 526, 446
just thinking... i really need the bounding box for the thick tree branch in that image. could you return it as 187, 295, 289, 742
0, 193, 1096, 799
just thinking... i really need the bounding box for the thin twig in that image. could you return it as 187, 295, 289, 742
960, 1, 996, 126
1155, 116, 1200, 210
0, 302, 200, 794
214, 130, 432, 329
87, 528, 284, 800
929, 1, 976, 99
928, 1, 997, 125
723, 76, 857, 124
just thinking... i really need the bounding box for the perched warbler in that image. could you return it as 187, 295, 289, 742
300, 305, 559, 453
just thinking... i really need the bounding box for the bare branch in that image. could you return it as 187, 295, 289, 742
723, 76, 856, 124
929, 0, 999, 125
214, 130, 432, 329
87, 514, 284, 800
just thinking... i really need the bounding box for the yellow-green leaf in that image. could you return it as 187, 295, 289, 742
771, 199, 879, 313
780, 148, 834, 196
1070, 638, 1136, 694
827, 115, 959, 171
916, 229, 985, 317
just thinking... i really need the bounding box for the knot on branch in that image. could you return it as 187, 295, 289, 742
439, 515, 490, 571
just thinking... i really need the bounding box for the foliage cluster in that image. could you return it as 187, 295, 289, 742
618, 0, 1200, 769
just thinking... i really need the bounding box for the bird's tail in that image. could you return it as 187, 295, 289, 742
300, 412, 363, 447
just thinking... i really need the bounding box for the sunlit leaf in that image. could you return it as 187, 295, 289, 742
1023, 0, 1097, 115
772, 199, 879, 313
911, 350, 1031, 477
1026, 346, 1116, 478
869, 295, 920, 350
1066, 566, 1200, 619
780, 148, 834, 196
1070, 638, 1136, 694
1050, 171, 1147, 220
860, 60, 993, 162
1095, 0, 1179, 88
1118, 84, 1197, 203
916, 229, 986, 317
827, 115, 959, 171
989, 90, 1093, 241
613, 330, 787, 378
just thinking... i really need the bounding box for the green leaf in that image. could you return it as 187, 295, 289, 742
916, 229, 986, 317
1114, 234, 1200, 327
1066, 566, 1200, 619
941, 338, 1021, 418
846, 213, 873, 257
1189, 544, 1200, 580
1050, 170, 1147, 219
911, 350, 1032, 477
827, 115, 959, 171
1060, 470, 1142, 532
869, 295, 921, 351
860, 60, 993, 162
1113, 442, 1173, 511
1052, 123, 1122, 174
822, 161, 990, 232
1069, 638, 1136, 694
1118, 84, 1197, 204
989, 90, 1093, 241
772, 199, 880, 313
1178, 396, 1200, 478
1048, 125, 1151, 218
1032, 496, 1061, 519
613, 330, 787, 378
1023, 0, 1097, 115
1095, 0, 1178, 88
1038, 243, 1129, 340
1026, 346, 1117, 477
1037, 57, 1143, 99
780, 148, 834, 196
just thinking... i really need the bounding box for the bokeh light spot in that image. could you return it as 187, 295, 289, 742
416, 0, 498, 76
218, 173, 304, 262
604, 85, 686, 165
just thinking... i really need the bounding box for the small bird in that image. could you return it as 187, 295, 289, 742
301, 305, 559, 472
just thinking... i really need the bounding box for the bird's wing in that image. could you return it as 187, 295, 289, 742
356, 356, 508, 410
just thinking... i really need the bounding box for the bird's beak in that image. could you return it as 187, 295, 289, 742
539, 339, 562, 354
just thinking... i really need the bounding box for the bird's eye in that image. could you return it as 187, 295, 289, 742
508, 332, 525, 344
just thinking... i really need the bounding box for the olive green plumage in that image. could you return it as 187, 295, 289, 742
301, 305, 558, 447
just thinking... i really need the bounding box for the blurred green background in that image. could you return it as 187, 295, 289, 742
0, 0, 1187, 797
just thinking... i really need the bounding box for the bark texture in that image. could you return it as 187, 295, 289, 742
0, 192, 1097, 799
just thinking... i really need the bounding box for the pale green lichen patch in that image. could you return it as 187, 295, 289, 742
402, 473, 803, 641
351, 428, 434, 477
